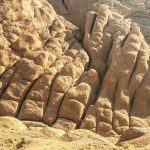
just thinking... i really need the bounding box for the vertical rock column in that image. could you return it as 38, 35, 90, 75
17, 41, 79, 121
42, 49, 89, 126
112, 24, 143, 134
54, 69, 100, 130
130, 63, 150, 127
84, 5, 113, 78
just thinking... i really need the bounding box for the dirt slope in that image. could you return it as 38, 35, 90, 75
0, 116, 150, 150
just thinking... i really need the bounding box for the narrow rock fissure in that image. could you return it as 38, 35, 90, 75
62, 0, 68, 11
43, 48, 82, 125
112, 79, 120, 113
129, 91, 136, 127
112, 79, 120, 133
16, 77, 41, 117
129, 69, 149, 124
95, 36, 114, 98
0, 66, 16, 99
43, 73, 59, 115
50, 93, 65, 126
120, 32, 130, 48
128, 51, 141, 85
89, 13, 97, 35
77, 96, 94, 129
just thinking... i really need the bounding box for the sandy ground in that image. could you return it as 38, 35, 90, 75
0, 117, 149, 150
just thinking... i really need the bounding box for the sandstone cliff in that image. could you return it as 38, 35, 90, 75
0, 0, 150, 149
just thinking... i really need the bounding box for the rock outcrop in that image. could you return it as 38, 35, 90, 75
0, 0, 149, 147
0, 0, 98, 132
48, 0, 150, 43
82, 4, 150, 137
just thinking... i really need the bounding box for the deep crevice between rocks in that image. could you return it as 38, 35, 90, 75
17, 76, 41, 118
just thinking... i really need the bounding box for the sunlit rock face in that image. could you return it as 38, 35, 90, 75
0, 0, 149, 142
48, 0, 150, 43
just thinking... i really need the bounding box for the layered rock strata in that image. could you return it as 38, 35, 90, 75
0, 0, 149, 139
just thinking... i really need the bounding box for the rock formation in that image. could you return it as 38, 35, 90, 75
0, 0, 150, 148
82, 4, 150, 137
49, 0, 150, 43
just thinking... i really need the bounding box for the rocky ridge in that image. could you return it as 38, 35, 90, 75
49, 0, 150, 43
0, 0, 149, 149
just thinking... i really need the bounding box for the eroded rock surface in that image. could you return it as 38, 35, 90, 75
82, 4, 150, 137
0, 0, 149, 148
0, 0, 98, 132
48, 0, 150, 43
